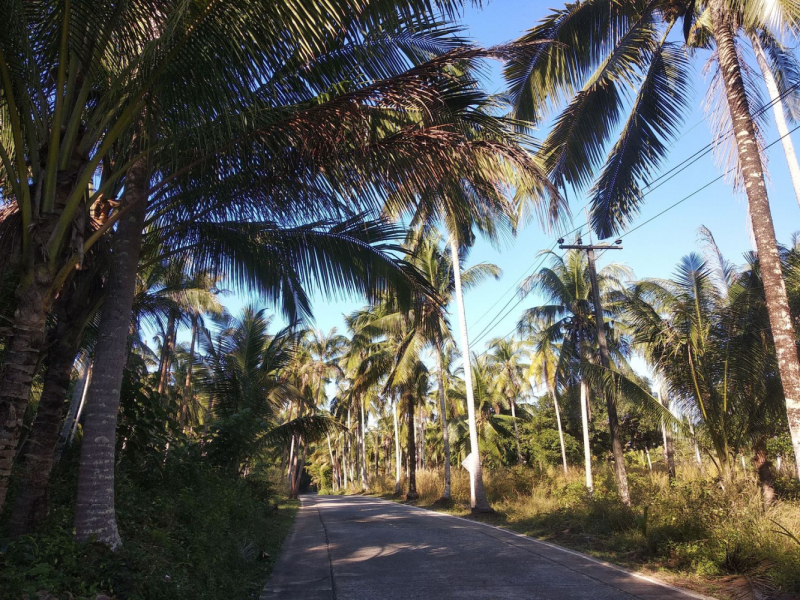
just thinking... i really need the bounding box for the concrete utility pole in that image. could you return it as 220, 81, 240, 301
558, 238, 630, 506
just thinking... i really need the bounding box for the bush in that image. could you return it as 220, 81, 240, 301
0, 449, 298, 600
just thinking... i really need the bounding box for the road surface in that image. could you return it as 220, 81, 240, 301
262, 495, 712, 600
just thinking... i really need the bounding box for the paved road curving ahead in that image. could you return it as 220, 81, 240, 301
262, 495, 712, 600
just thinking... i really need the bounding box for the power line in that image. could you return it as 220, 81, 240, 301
473, 119, 800, 347
470, 80, 800, 336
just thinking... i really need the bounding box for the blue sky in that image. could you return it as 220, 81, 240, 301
220, 0, 800, 367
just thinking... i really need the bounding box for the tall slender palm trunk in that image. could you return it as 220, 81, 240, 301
749, 32, 800, 207
449, 237, 492, 512
393, 397, 402, 495
326, 434, 338, 492
180, 317, 197, 429
659, 388, 676, 481
292, 438, 306, 497
0, 271, 52, 511
405, 392, 418, 500
342, 432, 349, 490
509, 395, 523, 464
75, 157, 149, 550
553, 394, 568, 475
157, 311, 177, 396
587, 248, 630, 505
436, 349, 452, 500
580, 380, 594, 493
711, 2, 800, 480
360, 401, 369, 490
542, 363, 568, 474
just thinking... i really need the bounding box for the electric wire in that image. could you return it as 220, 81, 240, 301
470, 79, 800, 338
471, 120, 800, 347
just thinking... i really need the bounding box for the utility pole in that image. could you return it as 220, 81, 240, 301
558, 237, 631, 506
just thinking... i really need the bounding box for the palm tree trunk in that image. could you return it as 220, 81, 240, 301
0, 273, 50, 512
374, 431, 379, 479
510, 396, 523, 464
287, 434, 297, 492
8, 338, 77, 536
326, 434, 338, 492
342, 432, 349, 491
449, 237, 491, 512
580, 380, 594, 493
293, 438, 306, 496
436, 349, 452, 500
660, 389, 676, 481
157, 310, 177, 396
405, 392, 418, 500
553, 393, 568, 475
711, 2, 800, 480
10, 264, 103, 531
416, 412, 423, 471
587, 248, 630, 505
360, 401, 369, 490
393, 397, 402, 496
180, 316, 197, 429
750, 32, 800, 206
74, 157, 149, 550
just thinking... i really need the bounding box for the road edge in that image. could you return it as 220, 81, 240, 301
365, 495, 717, 600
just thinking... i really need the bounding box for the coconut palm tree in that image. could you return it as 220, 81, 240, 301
504, 0, 800, 478
486, 338, 530, 464
747, 30, 800, 206
202, 307, 335, 477
377, 233, 500, 500
526, 328, 569, 475
517, 247, 634, 498
622, 247, 786, 500
0, 0, 504, 522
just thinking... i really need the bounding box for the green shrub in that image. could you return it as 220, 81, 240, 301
0, 451, 297, 600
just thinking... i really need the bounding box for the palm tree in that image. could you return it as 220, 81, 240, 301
527, 328, 569, 475
505, 0, 800, 479
201, 307, 335, 479
622, 244, 787, 500
0, 0, 503, 521
385, 233, 500, 500
747, 30, 800, 206
486, 338, 530, 464
518, 248, 632, 497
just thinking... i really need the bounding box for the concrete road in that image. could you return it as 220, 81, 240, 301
261, 495, 712, 600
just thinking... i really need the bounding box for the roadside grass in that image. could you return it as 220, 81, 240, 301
0, 450, 298, 600
360, 463, 800, 600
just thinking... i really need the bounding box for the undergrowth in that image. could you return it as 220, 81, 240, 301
0, 449, 298, 600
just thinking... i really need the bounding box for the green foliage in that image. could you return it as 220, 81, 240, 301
520, 409, 582, 467
0, 452, 298, 599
